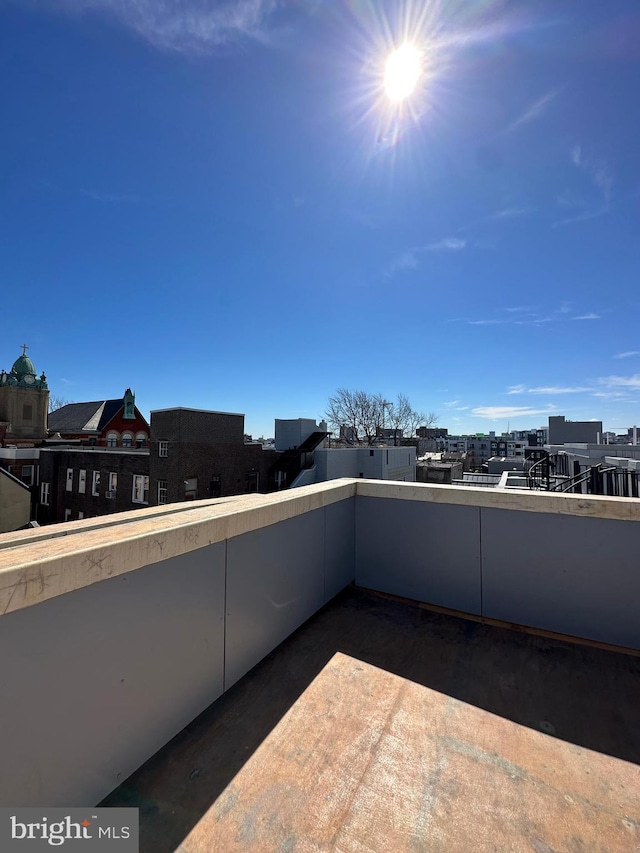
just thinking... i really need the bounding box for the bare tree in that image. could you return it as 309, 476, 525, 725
48, 395, 73, 413
326, 388, 382, 445
326, 389, 436, 446
385, 394, 438, 445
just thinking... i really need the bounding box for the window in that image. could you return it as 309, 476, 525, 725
157, 479, 168, 505
92, 471, 100, 496
106, 432, 118, 447
122, 433, 133, 448
108, 472, 118, 492
135, 432, 146, 448
21, 465, 34, 487
64, 509, 72, 521
78, 469, 86, 494
66, 468, 73, 491
41, 482, 50, 505
23, 404, 33, 421
159, 441, 169, 457
78, 511, 84, 520
132, 475, 149, 504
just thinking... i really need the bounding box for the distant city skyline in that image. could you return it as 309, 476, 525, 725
2, 1, 638, 438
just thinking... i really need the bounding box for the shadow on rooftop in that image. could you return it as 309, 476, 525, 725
101, 586, 640, 853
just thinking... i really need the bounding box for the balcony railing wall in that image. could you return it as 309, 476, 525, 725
0, 479, 638, 808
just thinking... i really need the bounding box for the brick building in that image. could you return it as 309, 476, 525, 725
48, 390, 149, 448
37, 447, 150, 525
149, 408, 278, 506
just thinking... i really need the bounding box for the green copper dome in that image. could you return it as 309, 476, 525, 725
11, 354, 36, 379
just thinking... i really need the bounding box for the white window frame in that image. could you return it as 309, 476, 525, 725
108, 472, 118, 492
66, 468, 73, 492
132, 475, 149, 504
78, 511, 84, 520
64, 509, 72, 522
92, 470, 100, 497
135, 432, 147, 448
106, 432, 119, 448
157, 480, 168, 505
78, 469, 86, 494
158, 441, 169, 457
21, 464, 34, 487
122, 433, 133, 448
41, 482, 50, 505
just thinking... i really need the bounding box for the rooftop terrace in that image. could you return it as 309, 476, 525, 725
1, 480, 639, 850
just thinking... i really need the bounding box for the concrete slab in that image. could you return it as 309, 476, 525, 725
179, 652, 640, 852
102, 588, 640, 853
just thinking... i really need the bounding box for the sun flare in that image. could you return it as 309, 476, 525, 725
384, 43, 422, 102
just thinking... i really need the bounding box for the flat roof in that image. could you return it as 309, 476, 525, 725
150, 407, 245, 417
102, 587, 640, 852
39, 447, 150, 456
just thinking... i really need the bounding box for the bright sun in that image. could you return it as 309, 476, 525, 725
384, 43, 422, 102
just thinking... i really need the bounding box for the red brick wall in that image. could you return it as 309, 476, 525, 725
100, 407, 150, 446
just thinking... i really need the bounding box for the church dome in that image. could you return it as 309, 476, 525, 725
11, 353, 36, 379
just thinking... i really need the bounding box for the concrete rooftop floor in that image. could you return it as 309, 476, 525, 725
102, 586, 640, 852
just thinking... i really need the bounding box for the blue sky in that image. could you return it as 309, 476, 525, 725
2, 0, 639, 438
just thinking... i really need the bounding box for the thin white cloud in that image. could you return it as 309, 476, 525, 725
615, 351, 640, 360
601, 375, 640, 390
592, 391, 633, 400
472, 405, 557, 420
527, 386, 591, 394
486, 207, 533, 221
80, 189, 139, 203
33, 0, 277, 53
556, 189, 585, 209
506, 90, 560, 133
385, 237, 466, 278
572, 313, 600, 321
508, 384, 590, 395
425, 237, 466, 251
384, 250, 419, 279
556, 144, 614, 227
554, 207, 609, 227
443, 400, 461, 408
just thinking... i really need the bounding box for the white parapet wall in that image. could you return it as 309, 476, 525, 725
0, 478, 639, 808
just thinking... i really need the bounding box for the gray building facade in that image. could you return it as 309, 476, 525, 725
548, 416, 603, 445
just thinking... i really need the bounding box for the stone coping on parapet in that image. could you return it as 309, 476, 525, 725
0, 478, 639, 617
357, 479, 640, 522
0, 480, 357, 617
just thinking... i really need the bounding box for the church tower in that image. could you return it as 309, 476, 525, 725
0, 346, 49, 444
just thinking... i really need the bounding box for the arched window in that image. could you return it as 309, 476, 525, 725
106, 432, 119, 448
121, 432, 133, 448
135, 432, 147, 448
